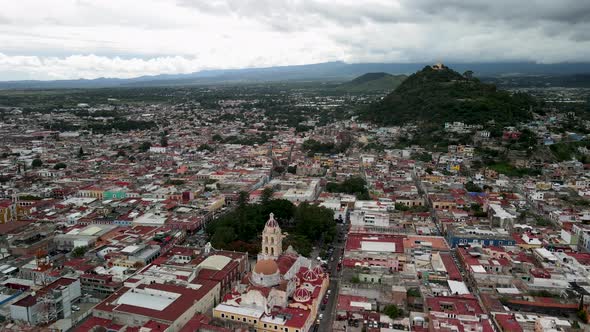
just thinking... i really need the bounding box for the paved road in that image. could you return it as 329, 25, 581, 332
318, 223, 347, 331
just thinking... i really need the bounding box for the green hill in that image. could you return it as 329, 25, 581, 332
358, 65, 536, 126
335, 72, 406, 93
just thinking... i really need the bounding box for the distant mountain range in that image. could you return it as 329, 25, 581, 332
1, 61, 590, 89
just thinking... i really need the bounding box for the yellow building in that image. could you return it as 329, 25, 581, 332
78, 186, 105, 200
206, 196, 226, 212
0, 200, 15, 224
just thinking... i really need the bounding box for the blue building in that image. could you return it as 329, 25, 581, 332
446, 225, 516, 248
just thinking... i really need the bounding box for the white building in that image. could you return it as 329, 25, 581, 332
149, 146, 167, 153
10, 278, 81, 326
350, 210, 389, 227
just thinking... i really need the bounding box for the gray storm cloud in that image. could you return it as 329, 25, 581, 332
0, 0, 589, 80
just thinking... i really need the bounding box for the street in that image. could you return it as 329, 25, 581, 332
317, 222, 347, 331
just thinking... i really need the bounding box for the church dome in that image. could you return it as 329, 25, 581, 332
265, 213, 278, 228
254, 259, 279, 275
293, 287, 311, 302
302, 269, 318, 282
312, 265, 324, 275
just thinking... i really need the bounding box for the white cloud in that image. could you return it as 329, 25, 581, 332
0, 0, 589, 80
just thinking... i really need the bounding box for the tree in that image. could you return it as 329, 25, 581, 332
78, 146, 84, 158
395, 203, 410, 211
383, 304, 404, 319
284, 234, 312, 257
411, 152, 432, 162
577, 309, 589, 324
71, 246, 87, 258
237, 191, 249, 208
294, 202, 335, 242
407, 288, 421, 297
463, 70, 474, 80
54, 162, 67, 170
160, 136, 168, 147
261, 187, 274, 205
465, 181, 483, 192
198, 144, 213, 152
139, 141, 151, 152
326, 176, 370, 199
211, 226, 237, 248
32, 158, 43, 168
212, 134, 223, 142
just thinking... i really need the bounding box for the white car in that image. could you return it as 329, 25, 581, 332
318, 313, 324, 320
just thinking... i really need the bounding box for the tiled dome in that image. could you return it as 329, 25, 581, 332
312, 265, 324, 275
254, 259, 279, 275
293, 287, 311, 302
302, 269, 318, 282
265, 213, 278, 228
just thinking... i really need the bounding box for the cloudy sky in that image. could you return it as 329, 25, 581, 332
1, 0, 589, 80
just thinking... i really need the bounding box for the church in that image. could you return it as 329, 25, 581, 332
213, 213, 330, 332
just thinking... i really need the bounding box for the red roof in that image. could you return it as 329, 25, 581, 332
338, 294, 370, 312
141, 320, 169, 332
507, 298, 578, 309
567, 252, 590, 265
430, 316, 494, 332
95, 281, 219, 323
276, 254, 298, 275
440, 253, 462, 281
73, 317, 124, 332
180, 314, 232, 332
427, 295, 484, 315
345, 233, 404, 253
13, 295, 37, 307
266, 307, 310, 328
494, 314, 523, 332
530, 268, 551, 278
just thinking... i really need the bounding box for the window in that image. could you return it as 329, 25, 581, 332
231, 315, 234, 320
243, 318, 246, 322
221, 313, 225, 318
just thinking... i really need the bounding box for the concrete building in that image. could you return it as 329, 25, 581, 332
10, 278, 81, 326
92, 280, 219, 332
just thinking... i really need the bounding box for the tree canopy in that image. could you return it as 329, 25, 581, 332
358, 65, 536, 127
207, 198, 335, 256
326, 176, 371, 200
32, 158, 43, 168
